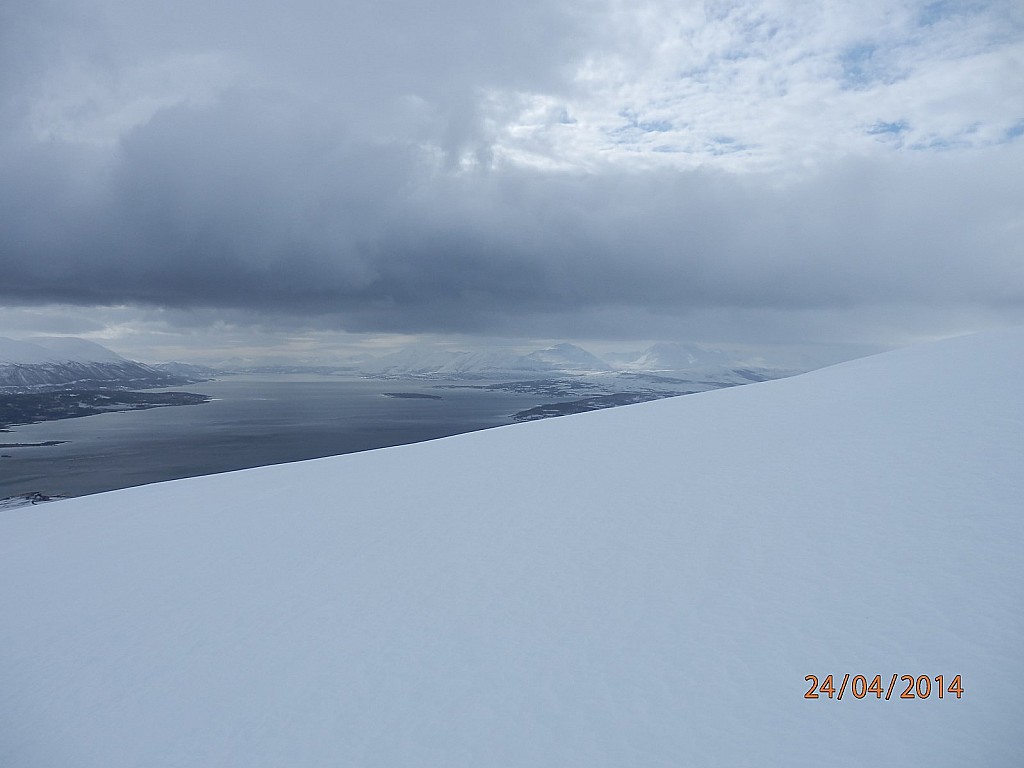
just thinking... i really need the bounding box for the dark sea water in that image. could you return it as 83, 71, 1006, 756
0, 375, 553, 499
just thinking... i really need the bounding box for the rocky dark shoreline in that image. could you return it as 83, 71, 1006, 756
0, 390, 211, 431
511, 391, 688, 421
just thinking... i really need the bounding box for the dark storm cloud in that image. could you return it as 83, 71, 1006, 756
1, 1, 1022, 343
5, 107, 1021, 332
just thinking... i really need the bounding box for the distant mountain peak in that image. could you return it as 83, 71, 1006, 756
356, 341, 613, 377
622, 341, 737, 372
26, 336, 126, 363
525, 343, 612, 372
0, 336, 191, 390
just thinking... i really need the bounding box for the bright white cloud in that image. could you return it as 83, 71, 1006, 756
486, 0, 1024, 172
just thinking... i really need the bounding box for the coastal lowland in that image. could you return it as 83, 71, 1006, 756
0, 391, 210, 431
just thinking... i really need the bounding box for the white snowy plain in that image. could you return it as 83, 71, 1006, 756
1, 329, 1022, 767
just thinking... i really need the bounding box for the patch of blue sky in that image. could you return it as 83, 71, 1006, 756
916, 2, 1020, 47
614, 108, 639, 128
720, 48, 751, 62
1004, 119, 1024, 141
607, 124, 639, 140
917, 0, 979, 27
609, 111, 674, 139
838, 43, 881, 90
837, 42, 912, 91
638, 120, 673, 133
677, 65, 712, 84
707, 136, 749, 155
907, 134, 972, 151
738, 15, 779, 45
941, 120, 1024, 147
866, 120, 909, 136
605, 125, 645, 145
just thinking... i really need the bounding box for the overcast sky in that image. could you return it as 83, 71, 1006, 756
1, 0, 1022, 364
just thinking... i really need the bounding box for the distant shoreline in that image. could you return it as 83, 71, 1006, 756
0, 390, 211, 431
0, 440, 68, 448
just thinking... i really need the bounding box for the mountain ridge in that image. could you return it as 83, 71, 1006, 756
0, 336, 190, 390
2, 335, 792, 383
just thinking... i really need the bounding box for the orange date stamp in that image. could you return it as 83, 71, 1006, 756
804, 674, 963, 700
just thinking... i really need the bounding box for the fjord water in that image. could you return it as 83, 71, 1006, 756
0, 375, 545, 499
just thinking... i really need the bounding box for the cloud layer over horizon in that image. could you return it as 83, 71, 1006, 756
2, 0, 1022, 353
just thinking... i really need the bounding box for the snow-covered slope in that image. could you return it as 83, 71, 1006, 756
1, 329, 1022, 767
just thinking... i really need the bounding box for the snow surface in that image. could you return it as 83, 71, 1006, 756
1, 329, 1022, 767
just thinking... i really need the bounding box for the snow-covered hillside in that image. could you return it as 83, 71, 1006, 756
0, 336, 189, 390
1, 329, 1022, 767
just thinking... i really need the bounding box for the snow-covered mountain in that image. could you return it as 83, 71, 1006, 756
0, 336, 190, 390
356, 346, 523, 376
151, 361, 221, 379
2, 329, 1022, 766
358, 343, 611, 378
0, 337, 75, 365
620, 340, 737, 371
26, 336, 128, 363
211, 340, 783, 383
524, 342, 612, 372
610, 340, 791, 384
355, 341, 760, 379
